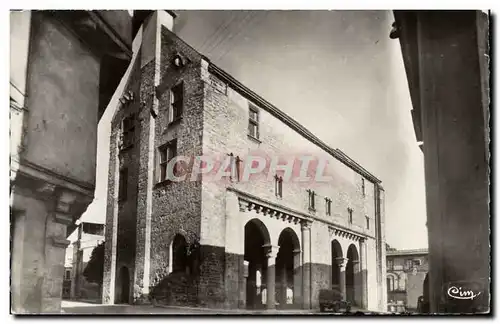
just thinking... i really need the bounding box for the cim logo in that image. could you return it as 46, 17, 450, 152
447, 286, 481, 300
444, 280, 485, 301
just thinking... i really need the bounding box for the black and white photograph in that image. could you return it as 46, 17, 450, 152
8, 7, 492, 316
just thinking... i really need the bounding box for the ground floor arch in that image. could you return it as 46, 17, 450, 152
276, 227, 301, 308
331, 240, 343, 291
244, 218, 271, 309
346, 244, 360, 305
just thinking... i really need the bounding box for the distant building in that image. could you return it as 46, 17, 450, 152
68, 222, 105, 300
62, 257, 72, 299
386, 248, 428, 312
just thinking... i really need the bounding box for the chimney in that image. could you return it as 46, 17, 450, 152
132, 10, 176, 38
139, 10, 177, 69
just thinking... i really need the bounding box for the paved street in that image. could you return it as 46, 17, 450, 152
61, 300, 328, 315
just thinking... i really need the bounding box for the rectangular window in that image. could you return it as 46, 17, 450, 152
121, 114, 135, 149
405, 259, 413, 270
65, 270, 71, 280
348, 208, 353, 224
169, 83, 184, 124
387, 259, 394, 270
228, 153, 241, 182
248, 104, 259, 139
361, 178, 366, 197
119, 168, 128, 201
158, 139, 178, 182
275, 175, 283, 198
325, 198, 332, 216
413, 259, 422, 267
366, 216, 370, 229
308, 190, 316, 211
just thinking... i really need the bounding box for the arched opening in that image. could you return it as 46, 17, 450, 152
244, 219, 271, 309
171, 234, 188, 274
276, 228, 300, 309
346, 244, 360, 305
119, 266, 130, 304
331, 240, 343, 290
387, 273, 397, 292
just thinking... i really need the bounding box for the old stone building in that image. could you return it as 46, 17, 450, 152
386, 248, 428, 312
103, 10, 387, 311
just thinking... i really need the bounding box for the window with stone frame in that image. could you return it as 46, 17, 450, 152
361, 178, 366, 197
121, 114, 135, 149
158, 139, 178, 182
405, 259, 414, 271
118, 168, 128, 201
307, 189, 316, 211
248, 104, 260, 139
275, 174, 283, 198
387, 259, 394, 270
325, 197, 332, 216
228, 153, 241, 182
168, 82, 184, 124
348, 207, 353, 224
366, 215, 370, 229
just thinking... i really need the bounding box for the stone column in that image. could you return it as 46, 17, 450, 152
265, 245, 279, 310
301, 220, 312, 309
280, 265, 288, 306
352, 259, 361, 306
293, 249, 302, 307
359, 239, 368, 309
336, 257, 348, 300
241, 260, 249, 309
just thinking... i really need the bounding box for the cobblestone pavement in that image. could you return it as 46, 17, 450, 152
61, 300, 331, 315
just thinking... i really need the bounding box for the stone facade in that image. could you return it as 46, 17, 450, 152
103, 11, 387, 312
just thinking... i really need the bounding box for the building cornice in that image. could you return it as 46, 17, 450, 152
387, 248, 428, 256
10, 157, 95, 197
209, 63, 381, 184
227, 187, 374, 240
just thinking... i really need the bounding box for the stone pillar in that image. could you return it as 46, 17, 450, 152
301, 221, 312, 309
280, 265, 288, 306
265, 245, 279, 310
293, 249, 302, 307
336, 257, 348, 300
359, 239, 368, 309
352, 259, 361, 307
103, 131, 120, 305
241, 260, 249, 309
395, 11, 490, 313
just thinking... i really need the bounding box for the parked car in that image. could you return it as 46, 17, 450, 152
319, 288, 351, 313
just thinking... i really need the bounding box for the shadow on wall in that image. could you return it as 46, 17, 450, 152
149, 271, 199, 307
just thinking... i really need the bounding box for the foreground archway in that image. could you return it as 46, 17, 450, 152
346, 244, 360, 305
276, 228, 300, 308
244, 219, 271, 309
